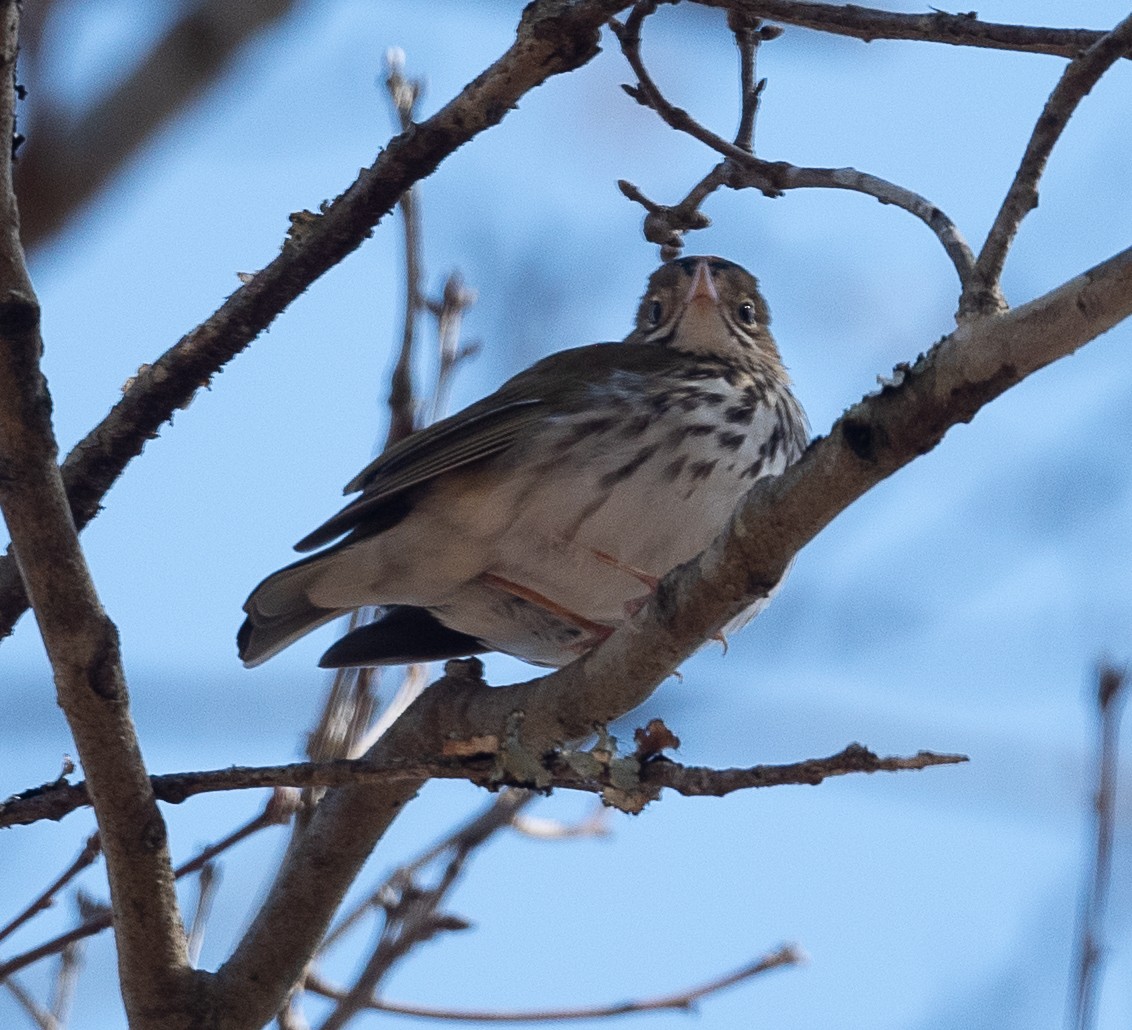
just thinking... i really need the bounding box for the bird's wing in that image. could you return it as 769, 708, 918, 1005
293, 343, 686, 553
294, 397, 546, 551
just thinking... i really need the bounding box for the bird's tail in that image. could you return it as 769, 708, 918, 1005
237, 556, 344, 667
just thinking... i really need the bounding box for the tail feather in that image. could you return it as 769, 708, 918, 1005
318, 606, 485, 668
238, 556, 344, 667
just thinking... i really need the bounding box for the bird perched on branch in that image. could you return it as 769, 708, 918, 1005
238, 256, 808, 669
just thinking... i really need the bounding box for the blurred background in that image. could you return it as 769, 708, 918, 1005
2, 1, 1131, 1027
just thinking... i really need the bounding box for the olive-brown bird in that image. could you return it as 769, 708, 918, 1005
238, 256, 808, 669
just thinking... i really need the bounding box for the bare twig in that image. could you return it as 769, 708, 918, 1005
385, 47, 427, 445
613, 4, 980, 292
0, 0, 628, 645
1069, 662, 1129, 1030
5, 976, 58, 1030
698, 1, 1127, 60
316, 791, 534, 1030
975, 13, 1132, 309
0, 743, 966, 830
0, 834, 100, 946
186, 862, 221, 968
729, 11, 774, 153
429, 273, 478, 425
47, 939, 84, 1029
306, 943, 801, 1022
0, 791, 295, 983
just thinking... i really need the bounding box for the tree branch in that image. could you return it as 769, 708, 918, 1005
1069, 662, 1129, 1030
305, 944, 801, 1022
0, 834, 100, 946
698, 1, 1127, 59
613, 4, 980, 295
0, 742, 965, 830
0, 0, 630, 644
0, 6, 195, 1024
974, 12, 1132, 302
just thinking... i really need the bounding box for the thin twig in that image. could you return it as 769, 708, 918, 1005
385, 46, 426, 445
1068, 662, 1129, 1030
306, 943, 802, 1022
316, 791, 534, 1030
0, 834, 100, 946
613, 3, 979, 292
186, 862, 221, 968
429, 273, 478, 425
4, 976, 59, 1030
0, 791, 296, 983
0, 743, 967, 830
975, 12, 1132, 310
47, 939, 83, 1029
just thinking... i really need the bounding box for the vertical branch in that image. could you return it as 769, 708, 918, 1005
728, 11, 774, 154
1069, 662, 1129, 1030
385, 47, 425, 446
0, 4, 196, 1023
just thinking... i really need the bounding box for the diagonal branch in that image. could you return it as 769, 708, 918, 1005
0, 0, 632, 645
975, 12, 1132, 299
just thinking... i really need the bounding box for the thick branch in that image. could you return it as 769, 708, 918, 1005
0, 6, 194, 1024
699, 1, 1125, 59
0, 0, 629, 642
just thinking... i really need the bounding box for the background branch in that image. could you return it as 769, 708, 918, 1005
1069, 662, 1129, 1030
14, 0, 300, 249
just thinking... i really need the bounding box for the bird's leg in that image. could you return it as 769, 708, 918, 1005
478, 572, 614, 640
589, 549, 660, 619
591, 549, 726, 648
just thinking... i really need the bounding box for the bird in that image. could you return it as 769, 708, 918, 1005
238, 255, 809, 670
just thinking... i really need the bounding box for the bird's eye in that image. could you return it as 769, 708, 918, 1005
646, 299, 664, 326
737, 301, 757, 326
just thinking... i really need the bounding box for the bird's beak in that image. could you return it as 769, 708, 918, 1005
685, 259, 719, 308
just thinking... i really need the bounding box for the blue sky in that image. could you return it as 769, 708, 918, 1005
3, 2, 1131, 1027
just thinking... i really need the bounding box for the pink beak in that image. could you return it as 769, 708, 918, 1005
684, 259, 719, 308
